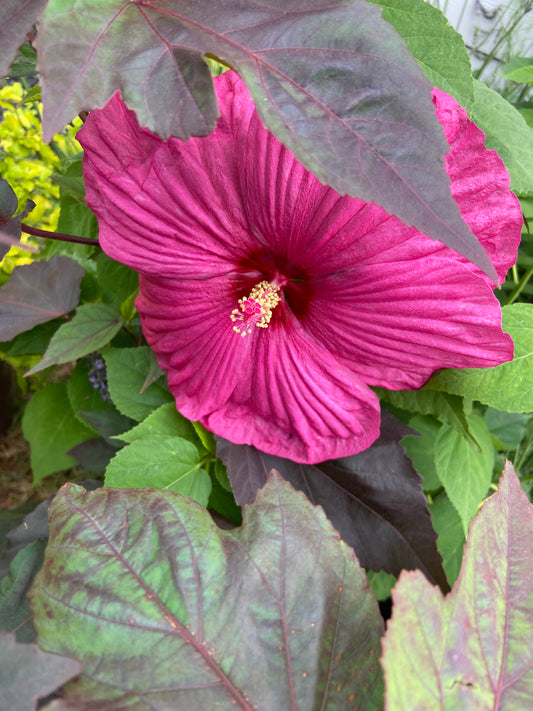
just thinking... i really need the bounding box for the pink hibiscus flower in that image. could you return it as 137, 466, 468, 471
79, 71, 522, 464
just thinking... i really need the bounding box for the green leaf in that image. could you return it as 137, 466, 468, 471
382, 463, 533, 708
191, 420, 216, 453
370, 0, 473, 110
95, 252, 138, 312
30, 474, 384, 709
378, 388, 477, 446
105, 435, 212, 506
434, 411, 494, 535
484, 407, 531, 451
428, 303, 533, 413
428, 493, 465, 588
501, 56, 533, 84
37, 0, 497, 280
25, 304, 124, 376
67, 359, 116, 432
401, 414, 442, 492
471, 80, 533, 195
21, 382, 94, 483
366, 570, 397, 602
103, 346, 173, 421
115, 402, 198, 444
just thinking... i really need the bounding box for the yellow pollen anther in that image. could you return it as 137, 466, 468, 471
230, 281, 281, 337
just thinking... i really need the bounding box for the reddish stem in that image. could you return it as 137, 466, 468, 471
21, 223, 99, 247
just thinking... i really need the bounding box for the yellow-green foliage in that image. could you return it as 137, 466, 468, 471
0, 82, 81, 275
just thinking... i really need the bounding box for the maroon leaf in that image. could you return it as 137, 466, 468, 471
0, 632, 82, 711
30, 475, 384, 709
36, 0, 495, 278
0, 256, 84, 341
0, 0, 47, 78
217, 411, 449, 591
382, 462, 533, 708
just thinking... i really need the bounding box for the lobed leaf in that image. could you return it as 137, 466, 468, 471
382, 462, 533, 709
217, 411, 448, 591
30, 475, 384, 710
37, 0, 496, 279
428, 303, 533, 413
0, 256, 84, 341
25, 304, 124, 375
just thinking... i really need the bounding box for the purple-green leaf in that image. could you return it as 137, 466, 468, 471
0, 0, 47, 78
0, 256, 84, 341
217, 411, 449, 591
36, 0, 495, 279
382, 462, 533, 709
30, 474, 384, 710
0, 632, 82, 711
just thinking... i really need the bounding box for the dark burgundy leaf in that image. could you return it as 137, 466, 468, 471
0, 256, 84, 341
67, 437, 119, 474
0, 541, 45, 642
0, 0, 47, 78
0, 499, 51, 580
0, 177, 18, 217
36, 0, 495, 278
217, 411, 448, 591
30, 475, 384, 709
0, 633, 82, 711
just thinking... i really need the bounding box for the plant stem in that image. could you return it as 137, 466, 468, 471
21, 223, 99, 247
504, 264, 533, 305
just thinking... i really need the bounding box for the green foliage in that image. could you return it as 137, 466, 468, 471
501, 56, 533, 84
26, 303, 123, 375
103, 346, 174, 421
471, 80, 533, 195
434, 411, 494, 535
370, 0, 474, 110
429, 303, 533, 412
21, 382, 94, 483
428, 493, 465, 587
105, 434, 212, 505
115, 402, 199, 445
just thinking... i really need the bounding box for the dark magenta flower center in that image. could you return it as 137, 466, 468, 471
235, 248, 314, 322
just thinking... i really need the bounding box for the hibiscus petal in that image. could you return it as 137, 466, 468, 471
432, 88, 522, 285
78, 76, 259, 278
303, 246, 514, 390
203, 315, 381, 463
236, 80, 520, 286
136, 273, 251, 418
